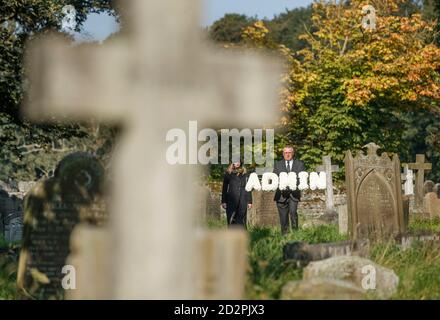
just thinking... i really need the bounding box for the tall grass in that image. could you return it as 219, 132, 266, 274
207, 216, 440, 299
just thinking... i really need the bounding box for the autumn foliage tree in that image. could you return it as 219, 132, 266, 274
243, 0, 440, 178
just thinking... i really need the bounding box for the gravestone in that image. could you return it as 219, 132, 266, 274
248, 191, 279, 227
423, 191, 440, 219
407, 154, 432, 211
283, 239, 370, 267
424, 180, 435, 195
4, 212, 23, 243
17, 152, 106, 299
315, 155, 339, 213
22, 0, 281, 298
345, 143, 405, 240
0, 191, 24, 242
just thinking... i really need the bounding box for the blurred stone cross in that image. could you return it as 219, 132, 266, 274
315, 155, 339, 213
406, 154, 432, 210
22, 0, 281, 299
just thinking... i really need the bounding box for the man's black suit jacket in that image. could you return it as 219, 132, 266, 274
273, 159, 306, 202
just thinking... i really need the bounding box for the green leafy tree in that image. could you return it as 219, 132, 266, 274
265, 6, 313, 53
209, 13, 255, 44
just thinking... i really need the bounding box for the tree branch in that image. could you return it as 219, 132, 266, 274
340, 35, 349, 56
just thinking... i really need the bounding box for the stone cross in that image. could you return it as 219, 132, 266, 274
316, 155, 339, 212
401, 164, 414, 196
407, 154, 432, 210
22, 0, 281, 299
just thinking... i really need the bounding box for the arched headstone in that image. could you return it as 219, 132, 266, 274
424, 180, 435, 195
345, 143, 405, 240
17, 152, 107, 299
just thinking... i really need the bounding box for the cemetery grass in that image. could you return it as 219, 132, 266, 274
1, 219, 440, 299
207, 217, 440, 300
0, 235, 20, 299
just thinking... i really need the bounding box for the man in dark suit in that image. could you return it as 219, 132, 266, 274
273, 145, 306, 234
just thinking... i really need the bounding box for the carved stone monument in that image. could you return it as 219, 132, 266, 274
345, 143, 405, 240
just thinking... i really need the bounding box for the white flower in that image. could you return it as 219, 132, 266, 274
245, 173, 261, 192
309, 171, 326, 190
262, 173, 279, 192
298, 171, 309, 190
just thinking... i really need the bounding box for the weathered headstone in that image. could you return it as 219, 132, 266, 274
424, 180, 435, 195
315, 155, 339, 213
407, 154, 432, 211
22, 0, 281, 298
17, 152, 106, 299
423, 191, 440, 219
248, 191, 279, 227
345, 143, 405, 240
283, 239, 370, 266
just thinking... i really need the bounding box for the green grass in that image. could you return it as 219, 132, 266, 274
206, 216, 440, 299
0, 252, 20, 300
370, 240, 440, 299
408, 217, 440, 234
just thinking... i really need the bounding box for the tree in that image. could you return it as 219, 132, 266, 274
0, 0, 116, 180
265, 6, 313, 53
243, 0, 440, 176
208, 14, 255, 44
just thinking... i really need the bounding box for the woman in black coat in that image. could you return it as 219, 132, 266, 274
221, 161, 252, 228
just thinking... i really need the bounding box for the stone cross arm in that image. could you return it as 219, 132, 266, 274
23, 37, 281, 128
407, 156, 432, 171
316, 155, 340, 173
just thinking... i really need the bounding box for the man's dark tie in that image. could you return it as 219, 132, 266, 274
286, 161, 290, 173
